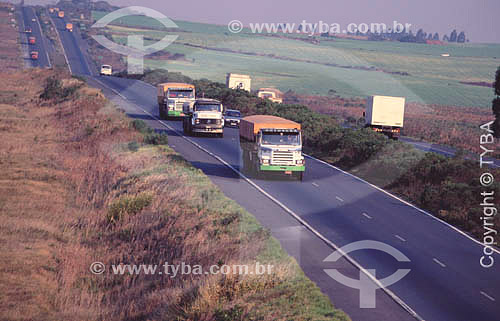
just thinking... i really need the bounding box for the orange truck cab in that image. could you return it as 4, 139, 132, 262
58, 11, 64, 18
66, 23, 73, 32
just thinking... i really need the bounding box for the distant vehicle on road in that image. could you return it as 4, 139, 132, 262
183, 98, 225, 137
226, 73, 251, 91
240, 115, 305, 180
66, 23, 73, 32
224, 109, 241, 127
364, 95, 405, 140
28, 36, 36, 44
257, 88, 283, 103
31, 18, 36, 22
49, 8, 55, 14
157, 82, 195, 119
58, 11, 64, 18
25, 27, 32, 33
100, 64, 112, 76
30, 51, 38, 60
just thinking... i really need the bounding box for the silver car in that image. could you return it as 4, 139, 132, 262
224, 109, 241, 127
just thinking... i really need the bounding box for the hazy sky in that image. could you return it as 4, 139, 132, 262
104, 0, 498, 43
21, 0, 500, 43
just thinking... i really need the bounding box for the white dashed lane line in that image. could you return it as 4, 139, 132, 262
312, 182, 319, 187
480, 291, 495, 302
433, 258, 446, 268
362, 212, 372, 219
394, 234, 406, 242
336, 196, 344, 202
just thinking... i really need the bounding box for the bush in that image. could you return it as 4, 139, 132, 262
144, 132, 168, 145
40, 76, 80, 102
107, 193, 153, 224
130, 119, 149, 134
127, 141, 139, 152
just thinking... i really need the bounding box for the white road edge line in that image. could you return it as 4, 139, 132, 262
432, 258, 446, 268
395, 235, 406, 242
362, 212, 372, 219
480, 291, 495, 302
336, 196, 344, 202
92, 77, 424, 321
304, 154, 500, 255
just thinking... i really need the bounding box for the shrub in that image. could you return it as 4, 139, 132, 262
144, 132, 168, 145
127, 141, 139, 152
130, 119, 149, 134
40, 76, 81, 102
107, 193, 153, 224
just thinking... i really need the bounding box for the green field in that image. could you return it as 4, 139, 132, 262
92, 11, 500, 107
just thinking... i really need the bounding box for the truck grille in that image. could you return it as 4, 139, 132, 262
272, 151, 294, 165
199, 119, 221, 125
174, 102, 184, 111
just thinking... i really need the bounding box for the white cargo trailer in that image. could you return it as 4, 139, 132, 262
364, 95, 405, 139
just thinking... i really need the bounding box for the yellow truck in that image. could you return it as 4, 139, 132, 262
364, 95, 405, 140
58, 11, 64, 18
157, 83, 195, 119
66, 23, 73, 32
240, 115, 305, 180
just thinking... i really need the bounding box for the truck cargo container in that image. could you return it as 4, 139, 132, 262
364, 95, 405, 140
240, 115, 305, 180
226, 73, 251, 91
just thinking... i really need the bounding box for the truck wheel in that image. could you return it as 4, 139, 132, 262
219, 132, 224, 138
297, 172, 304, 181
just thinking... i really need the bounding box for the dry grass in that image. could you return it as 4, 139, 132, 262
0, 3, 20, 71
0, 69, 349, 321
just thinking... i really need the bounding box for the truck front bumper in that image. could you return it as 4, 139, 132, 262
192, 125, 223, 134
260, 165, 305, 172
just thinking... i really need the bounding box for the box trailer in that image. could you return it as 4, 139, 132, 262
364, 95, 405, 139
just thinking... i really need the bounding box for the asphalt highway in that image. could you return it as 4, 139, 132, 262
38, 10, 500, 320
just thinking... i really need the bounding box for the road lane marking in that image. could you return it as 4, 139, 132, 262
312, 182, 319, 187
362, 212, 372, 219
480, 291, 495, 302
92, 78, 424, 321
335, 196, 344, 202
395, 235, 406, 242
304, 154, 500, 255
432, 258, 446, 268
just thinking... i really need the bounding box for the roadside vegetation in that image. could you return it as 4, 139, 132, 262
119, 69, 500, 243
0, 69, 350, 321
0, 3, 21, 71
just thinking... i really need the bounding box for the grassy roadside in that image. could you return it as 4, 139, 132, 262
0, 69, 350, 320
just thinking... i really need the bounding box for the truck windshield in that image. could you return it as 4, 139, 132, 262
226, 111, 241, 117
195, 104, 221, 112
168, 89, 194, 98
261, 132, 300, 146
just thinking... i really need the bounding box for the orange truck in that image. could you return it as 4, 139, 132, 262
239, 115, 305, 180
31, 51, 39, 60
58, 11, 64, 18
66, 23, 73, 32
28, 36, 36, 44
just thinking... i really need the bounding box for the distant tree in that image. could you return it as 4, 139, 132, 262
443, 34, 449, 42
492, 66, 500, 138
457, 31, 466, 43
433, 32, 439, 40
450, 29, 458, 42
427, 33, 433, 40
416, 28, 425, 42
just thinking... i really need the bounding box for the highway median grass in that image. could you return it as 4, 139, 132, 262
0, 69, 350, 320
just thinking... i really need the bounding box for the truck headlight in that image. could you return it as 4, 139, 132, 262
195, 118, 200, 124
261, 159, 270, 164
